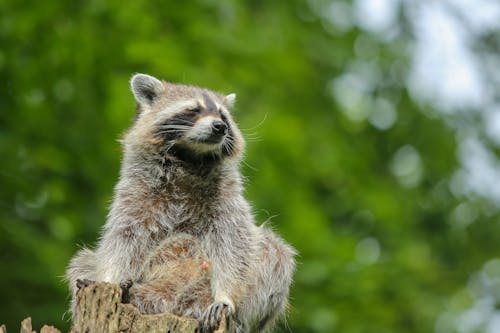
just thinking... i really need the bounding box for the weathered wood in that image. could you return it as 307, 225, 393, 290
70, 282, 201, 333
20, 318, 35, 333
1, 282, 232, 333
40, 326, 61, 333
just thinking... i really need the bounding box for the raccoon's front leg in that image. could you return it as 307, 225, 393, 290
94, 219, 159, 284
200, 232, 254, 331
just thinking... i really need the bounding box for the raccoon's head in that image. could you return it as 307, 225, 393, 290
125, 73, 244, 165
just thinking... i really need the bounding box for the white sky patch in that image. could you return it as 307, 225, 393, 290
322, 1, 353, 31
347, 0, 500, 115
458, 136, 500, 203
483, 106, 500, 145
354, 0, 400, 33
456, 298, 495, 333
450, 0, 500, 32
407, 2, 486, 112
487, 314, 500, 333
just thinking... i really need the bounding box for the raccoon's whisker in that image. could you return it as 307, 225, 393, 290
163, 142, 176, 155
164, 119, 196, 126
245, 138, 263, 143
242, 160, 259, 172
223, 138, 235, 155
156, 129, 187, 136
156, 125, 191, 133
242, 132, 260, 138
224, 138, 234, 148
244, 135, 262, 141
162, 120, 195, 125
160, 123, 192, 126
158, 125, 192, 130
157, 126, 190, 131
158, 128, 188, 132
240, 113, 268, 132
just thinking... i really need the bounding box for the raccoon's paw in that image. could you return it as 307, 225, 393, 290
76, 278, 95, 290
200, 301, 233, 333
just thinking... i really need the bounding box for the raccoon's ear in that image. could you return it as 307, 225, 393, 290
224, 93, 237, 108
130, 73, 164, 105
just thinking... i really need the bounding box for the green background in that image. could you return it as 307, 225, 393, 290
1, 1, 499, 332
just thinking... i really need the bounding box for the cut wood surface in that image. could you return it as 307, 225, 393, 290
1, 282, 233, 333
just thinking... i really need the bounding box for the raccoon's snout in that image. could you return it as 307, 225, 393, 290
211, 121, 228, 136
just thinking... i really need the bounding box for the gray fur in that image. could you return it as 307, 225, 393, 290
130, 73, 165, 105
224, 93, 237, 108
66, 74, 296, 333
129, 233, 212, 318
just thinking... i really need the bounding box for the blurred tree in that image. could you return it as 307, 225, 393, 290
0, 0, 499, 332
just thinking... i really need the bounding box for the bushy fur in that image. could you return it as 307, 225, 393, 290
66, 74, 296, 332
129, 233, 212, 318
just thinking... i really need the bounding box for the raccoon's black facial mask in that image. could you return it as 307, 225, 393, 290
156, 110, 201, 142
155, 104, 236, 162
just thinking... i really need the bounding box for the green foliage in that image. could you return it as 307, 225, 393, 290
1, 1, 499, 332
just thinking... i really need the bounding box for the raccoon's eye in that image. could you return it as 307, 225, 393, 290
188, 107, 201, 113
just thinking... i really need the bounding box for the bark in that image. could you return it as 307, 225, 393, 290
1, 283, 233, 333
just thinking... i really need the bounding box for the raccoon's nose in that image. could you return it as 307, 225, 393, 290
211, 121, 228, 135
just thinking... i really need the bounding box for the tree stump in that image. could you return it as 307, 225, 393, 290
1, 283, 233, 333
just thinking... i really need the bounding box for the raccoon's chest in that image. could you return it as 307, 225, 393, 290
160, 186, 220, 235
155, 167, 223, 233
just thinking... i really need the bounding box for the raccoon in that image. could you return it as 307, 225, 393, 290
66, 74, 296, 332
